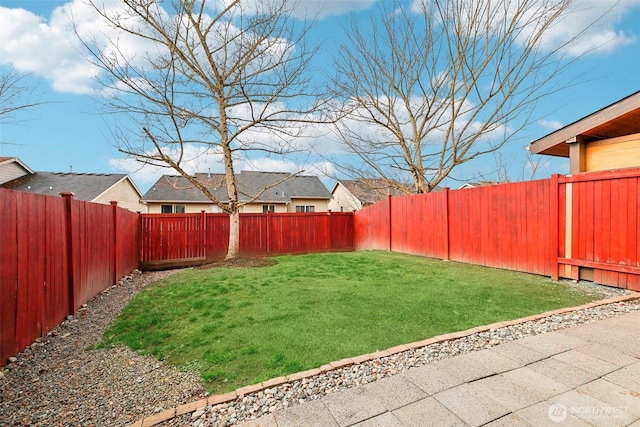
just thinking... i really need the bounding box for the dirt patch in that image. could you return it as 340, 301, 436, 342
195, 257, 277, 270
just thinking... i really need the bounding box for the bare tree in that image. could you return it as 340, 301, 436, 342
329, 0, 585, 193
74, 0, 323, 259
0, 67, 44, 148
0, 68, 43, 123
492, 149, 548, 183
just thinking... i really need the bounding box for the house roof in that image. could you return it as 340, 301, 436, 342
458, 181, 499, 189
333, 179, 406, 205
141, 171, 331, 203
2, 172, 139, 201
0, 156, 35, 175
529, 90, 640, 157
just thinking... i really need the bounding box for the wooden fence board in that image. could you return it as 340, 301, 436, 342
354, 171, 639, 285
4, 168, 639, 365
205, 214, 229, 260
44, 197, 69, 333
627, 178, 639, 270
0, 189, 139, 366
0, 190, 18, 363
118, 208, 141, 278
354, 198, 391, 251
141, 212, 355, 265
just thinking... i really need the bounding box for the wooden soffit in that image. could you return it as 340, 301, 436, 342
529, 90, 640, 158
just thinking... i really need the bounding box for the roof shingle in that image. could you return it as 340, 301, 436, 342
338, 179, 406, 205
141, 171, 331, 203
2, 172, 129, 201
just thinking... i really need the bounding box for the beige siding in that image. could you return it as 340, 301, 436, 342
94, 179, 145, 212
145, 202, 220, 213
241, 203, 288, 213
145, 200, 328, 214
329, 184, 362, 212
0, 162, 30, 185
288, 198, 329, 212
586, 133, 640, 172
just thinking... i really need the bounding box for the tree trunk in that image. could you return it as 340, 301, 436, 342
226, 209, 240, 259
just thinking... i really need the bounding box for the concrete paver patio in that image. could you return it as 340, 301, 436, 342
238, 312, 640, 427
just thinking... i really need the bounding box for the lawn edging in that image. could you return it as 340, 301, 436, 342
128, 292, 640, 427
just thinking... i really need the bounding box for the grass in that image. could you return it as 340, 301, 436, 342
101, 251, 595, 393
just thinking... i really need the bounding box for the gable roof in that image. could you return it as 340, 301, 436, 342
333, 179, 406, 205
0, 157, 35, 174
141, 171, 331, 203
2, 172, 139, 201
458, 181, 499, 189
529, 90, 640, 157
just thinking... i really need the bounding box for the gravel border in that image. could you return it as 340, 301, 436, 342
0, 271, 637, 427
0, 270, 208, 427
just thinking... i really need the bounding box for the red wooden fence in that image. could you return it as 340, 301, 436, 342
0, 189, 140, 366
4, 168, 637, 365
355, 169, 640, 290
140, 211, 354, 267
558, 169, 640, 289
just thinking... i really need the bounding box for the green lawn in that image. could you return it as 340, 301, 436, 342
102, 251, 594, 393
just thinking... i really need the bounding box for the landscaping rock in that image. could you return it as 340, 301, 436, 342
0, 270, 207, 426
0, 271, 635, 427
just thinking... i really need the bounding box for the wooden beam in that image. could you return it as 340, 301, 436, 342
569, 135, 587, 174
140, 257, 207, 271
558, 258, 640, 275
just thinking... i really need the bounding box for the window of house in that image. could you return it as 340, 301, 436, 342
161, 204, 186, 213
295, 205, 315, 213
262, 204, 275, 213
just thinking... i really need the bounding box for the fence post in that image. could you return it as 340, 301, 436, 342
201, 210, 206, 259
444, 188, 450, 261
388, 195, 392, 251
266, 210, 271, 255
138, 214, 144, 265
326, 210, 331, 251
61, 192, 76, 316
549, 175, 560, 280
111, 201, 118, 285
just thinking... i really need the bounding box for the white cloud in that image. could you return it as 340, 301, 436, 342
536, 0, 639, 56
538, 119, 563, 131
110, 142, 337, 192
335, 94, 509, 152
241, 157, 336, 177
0, 0, 167, 94
411, 0, 639, 58
212, 0, 377, 19
0, 5, 98, 94
225, 99, 344, 155
2, 0, 637, 96
109, 143, 226, 188
0, 0, 307, 95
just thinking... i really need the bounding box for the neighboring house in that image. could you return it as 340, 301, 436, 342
0, 157, 144, 212
329, 179, 406, 212
529, 90, 640, 173
141, 171, 332, 213
0, 157, 34, 185
458, 181, 499, 190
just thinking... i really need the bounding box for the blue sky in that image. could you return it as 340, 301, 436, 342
1, 0, 639, 193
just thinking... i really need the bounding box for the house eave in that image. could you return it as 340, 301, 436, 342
290, 196, 331, 200
529, 90, 640, 157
